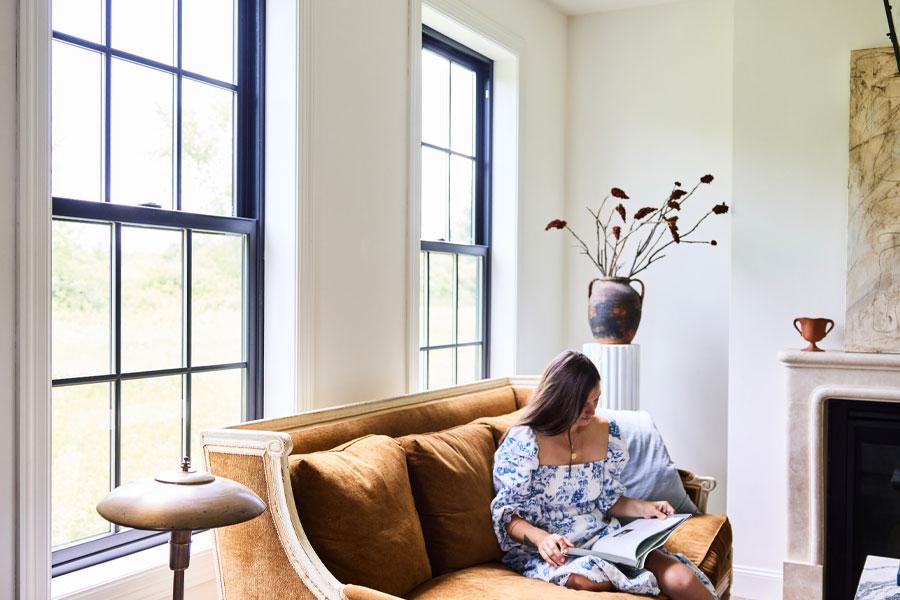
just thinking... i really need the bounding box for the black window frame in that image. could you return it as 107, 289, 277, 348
420, 26, 493, 388
49, 0, 265, 575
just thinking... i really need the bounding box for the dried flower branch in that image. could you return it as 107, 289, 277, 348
545, 175, 729, 277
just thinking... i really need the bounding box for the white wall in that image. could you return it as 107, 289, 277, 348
564, 0, 733, 515
303, 0, 412, 408
729, 0, 885, 595
304, 0, 568, 408
452, 0, 569, 375
1, 0, 17, 594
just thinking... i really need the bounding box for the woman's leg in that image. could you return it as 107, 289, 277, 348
644, 551, 714, 600
565, 574, 614, 592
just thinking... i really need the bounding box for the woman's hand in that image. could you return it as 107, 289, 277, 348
507, 518, 573, 566
609, 496, 675, 519
536, 532, 573, 567
639, 499, 674, 519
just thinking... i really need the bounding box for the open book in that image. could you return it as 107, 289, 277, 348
563, 514, 691, 569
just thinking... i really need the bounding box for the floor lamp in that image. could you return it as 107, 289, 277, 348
97, 457, 266, 600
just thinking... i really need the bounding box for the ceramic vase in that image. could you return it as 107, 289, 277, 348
588, 277, 645, 344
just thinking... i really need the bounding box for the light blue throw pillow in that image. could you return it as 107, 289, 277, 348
597, 408, 700, 515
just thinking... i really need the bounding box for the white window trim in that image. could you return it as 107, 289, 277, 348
264, 0, 316, 417
409, 0, 524, 390
18, 0, 53, 596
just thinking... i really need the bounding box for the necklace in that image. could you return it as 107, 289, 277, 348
567, 429, 577, 461
566, 429, 577, 475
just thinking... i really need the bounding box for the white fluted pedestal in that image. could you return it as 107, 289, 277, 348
582, 343, 640, 410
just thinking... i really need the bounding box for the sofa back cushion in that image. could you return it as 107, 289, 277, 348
398, 422, 502, 574
597, 408, 699, 514
473, 408, 526, 445
289, 435, 432, 596
288, 387, 518, 454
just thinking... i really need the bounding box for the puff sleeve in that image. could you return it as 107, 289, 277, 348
598, 419, 629, 513
490, 425, 540, 551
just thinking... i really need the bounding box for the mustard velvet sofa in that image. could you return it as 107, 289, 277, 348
201, 377, 732, 600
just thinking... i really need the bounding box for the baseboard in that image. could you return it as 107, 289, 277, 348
732, 564, 783, 600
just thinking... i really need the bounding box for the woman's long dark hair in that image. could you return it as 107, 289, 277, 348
517, 350, 600, 436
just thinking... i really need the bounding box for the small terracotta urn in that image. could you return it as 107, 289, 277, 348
793, 317, 834, 352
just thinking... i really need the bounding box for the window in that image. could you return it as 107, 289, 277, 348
419, 27, 492, 390
49, 0, 263, 574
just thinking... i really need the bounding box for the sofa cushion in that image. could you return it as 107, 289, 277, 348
473, 408, 525, 445
665, 514, 732, 586
289, 435, 431, 597
342, 585, 404, 600
511, 385, 534, 408
406, 563, 643, 599
398, 423, 502, 574
597, 409, 699, 514
289, 387, 518, 453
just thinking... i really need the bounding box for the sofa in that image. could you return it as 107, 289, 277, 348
201, 377, 732, 600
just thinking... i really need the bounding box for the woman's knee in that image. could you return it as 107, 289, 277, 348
565, 574, 613, 592
659, 564, 695, 591
658, 563, 711, 599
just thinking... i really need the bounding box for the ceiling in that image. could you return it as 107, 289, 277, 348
547, 0, 685, 16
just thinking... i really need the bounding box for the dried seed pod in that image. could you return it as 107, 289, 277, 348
633, 207, 656, 219
545, 219, 568, 230
665, 216, 680, 243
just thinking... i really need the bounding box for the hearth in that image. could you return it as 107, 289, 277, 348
824, 399, 900, 599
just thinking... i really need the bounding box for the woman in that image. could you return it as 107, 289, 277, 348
490, 350, 716, 599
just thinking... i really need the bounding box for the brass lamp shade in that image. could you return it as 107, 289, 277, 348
97, 462, 266, 531
97, 458, 265, 600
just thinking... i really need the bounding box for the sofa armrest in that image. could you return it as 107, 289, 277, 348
202, 428, 346, 600
678, 468, 717, 514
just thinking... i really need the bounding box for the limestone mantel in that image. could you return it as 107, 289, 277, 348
780, 350, 900, 600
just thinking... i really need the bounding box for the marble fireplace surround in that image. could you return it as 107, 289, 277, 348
781, 350, 900, 600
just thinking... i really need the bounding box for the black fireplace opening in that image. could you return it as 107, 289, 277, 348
824, 399, 900, 600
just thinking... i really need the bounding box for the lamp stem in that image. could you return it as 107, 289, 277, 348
173, 570, 185, 600
169, 529, 193, 600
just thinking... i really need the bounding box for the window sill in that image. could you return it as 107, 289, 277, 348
51, 531, 216, 600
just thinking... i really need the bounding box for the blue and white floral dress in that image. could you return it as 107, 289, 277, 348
490, 422, 717, 597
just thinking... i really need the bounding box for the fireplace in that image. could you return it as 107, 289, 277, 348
824, 399, 900, 599
781, 350, 900, 600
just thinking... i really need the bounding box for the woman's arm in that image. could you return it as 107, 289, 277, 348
608, 496, 674, 519
506, 517, 573, 567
